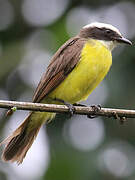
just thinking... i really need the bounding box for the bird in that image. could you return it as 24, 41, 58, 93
0, 22, 132, 164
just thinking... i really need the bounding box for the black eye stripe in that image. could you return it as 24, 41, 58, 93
79, 26, 121, 41
102, 28, 113, 33
106, 29, 112, 33
96, 27, 113, 34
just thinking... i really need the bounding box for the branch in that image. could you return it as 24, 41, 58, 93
0, 100, 135, 121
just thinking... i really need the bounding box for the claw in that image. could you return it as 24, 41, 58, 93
87, 104, 101, 119
54, 98, 75, 117
65, 103, 75, 117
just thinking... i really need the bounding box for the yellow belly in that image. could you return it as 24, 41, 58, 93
48, 39, 112, 104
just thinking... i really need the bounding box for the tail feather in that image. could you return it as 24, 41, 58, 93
1, 113, 42, 164
1, 111, 55, 164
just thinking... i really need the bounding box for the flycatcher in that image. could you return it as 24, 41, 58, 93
1, 22, 132, 164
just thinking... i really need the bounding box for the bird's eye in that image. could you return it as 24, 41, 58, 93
106, 29, 112, 34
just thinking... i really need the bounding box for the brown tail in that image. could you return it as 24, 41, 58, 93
1, 113, 42, 164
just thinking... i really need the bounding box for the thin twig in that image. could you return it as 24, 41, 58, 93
0, 100, 135, 119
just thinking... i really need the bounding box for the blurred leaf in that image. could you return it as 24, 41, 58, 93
0, 40, 24, 80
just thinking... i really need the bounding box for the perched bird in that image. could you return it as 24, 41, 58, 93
1, 22, 132, 164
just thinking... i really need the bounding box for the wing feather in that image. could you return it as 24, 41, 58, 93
33, 37, 86, 103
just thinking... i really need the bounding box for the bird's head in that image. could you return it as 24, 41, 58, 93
79, 22, 132, 51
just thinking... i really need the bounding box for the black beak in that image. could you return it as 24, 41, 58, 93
116, 36, 132, 45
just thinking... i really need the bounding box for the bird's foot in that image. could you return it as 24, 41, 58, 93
87, 104, 101, 119
54, 98, 75, 117
65, 102, 75, 117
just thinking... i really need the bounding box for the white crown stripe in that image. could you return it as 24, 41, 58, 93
83, 22, 121, 36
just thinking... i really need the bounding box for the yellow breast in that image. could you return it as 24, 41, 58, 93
48, 39, 112, 104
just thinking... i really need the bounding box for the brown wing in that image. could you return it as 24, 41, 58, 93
33, 37, 86, 103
